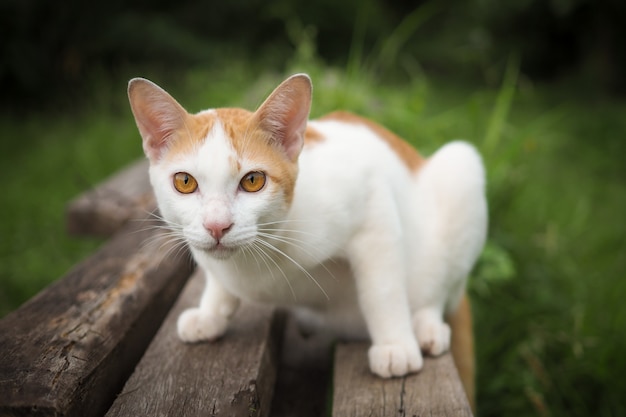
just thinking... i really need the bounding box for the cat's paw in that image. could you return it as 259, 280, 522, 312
368, 341, 423, 378
177, 307, 229, 343
413, 313, 451, 356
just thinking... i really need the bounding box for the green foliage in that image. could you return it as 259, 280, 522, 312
470, 84, 626, 417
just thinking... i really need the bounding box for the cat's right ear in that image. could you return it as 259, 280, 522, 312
254, 74, 312, 161
128, 78, 189, 161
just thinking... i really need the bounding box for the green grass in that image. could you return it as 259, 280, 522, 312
0, 103, 139, 315
0, 58, 624, 416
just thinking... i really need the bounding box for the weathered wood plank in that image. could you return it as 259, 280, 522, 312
105, 270, 285, 417
332, 344, 473, 417
66, 159, 154, 237
0, 218, 194, 417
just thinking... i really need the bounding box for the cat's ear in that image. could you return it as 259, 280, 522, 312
254, 74, 312, 161
128, 78, 189, 161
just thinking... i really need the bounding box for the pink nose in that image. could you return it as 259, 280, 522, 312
204, 222, 233, 241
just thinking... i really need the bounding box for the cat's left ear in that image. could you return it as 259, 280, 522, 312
254, 74, 312, 161
128, 78, 189, 162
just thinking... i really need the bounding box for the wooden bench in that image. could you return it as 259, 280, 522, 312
0, 160, 473, 417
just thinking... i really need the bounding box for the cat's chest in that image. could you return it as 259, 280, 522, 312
196, 247, 353, 308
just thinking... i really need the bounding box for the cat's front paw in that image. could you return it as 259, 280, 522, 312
177, 307, 229, 343
368, 341, 423, 378
413, 313, 451, 356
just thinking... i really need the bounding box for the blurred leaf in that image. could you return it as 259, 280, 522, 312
470, 240, 516, 296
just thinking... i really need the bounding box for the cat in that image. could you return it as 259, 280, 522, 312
127, 73, 487, 381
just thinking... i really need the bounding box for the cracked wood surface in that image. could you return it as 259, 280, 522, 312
0, 218, 193, 417
332, 344, 473, 417
105, 270, 285, 417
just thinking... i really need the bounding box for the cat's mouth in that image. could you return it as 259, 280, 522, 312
186, 233, 252, 260
206, 243, 237, 259
187, 240, 239, 260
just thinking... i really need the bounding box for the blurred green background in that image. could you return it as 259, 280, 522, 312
1, 0, 624, 416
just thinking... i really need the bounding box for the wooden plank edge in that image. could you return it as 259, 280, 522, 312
0, 217, 194, 417
66, 159, 155, 237
332, 343, 473, 417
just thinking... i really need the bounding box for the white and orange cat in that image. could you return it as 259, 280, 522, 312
128, 74, 487, 384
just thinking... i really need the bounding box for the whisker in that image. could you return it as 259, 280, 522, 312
248, 240, 297, 301
257, 228, 327, 241
241, 242, 262, 273
256, 231, 339, 282
256, 222, 342, 258
134, 213, 193, 270
256, 231, 323, 261
130, 213, 184, 237
256, 219, 320, 228
254, 238, 329, 300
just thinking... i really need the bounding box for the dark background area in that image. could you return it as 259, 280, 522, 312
2, 0, 625, 109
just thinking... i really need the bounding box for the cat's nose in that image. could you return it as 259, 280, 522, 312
204, 222, 233, 241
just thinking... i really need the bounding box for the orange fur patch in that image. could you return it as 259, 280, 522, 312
304, 125, 325, 145
219, 108, 299, 205
319, 111, 425, 172
164, 111, 217, 160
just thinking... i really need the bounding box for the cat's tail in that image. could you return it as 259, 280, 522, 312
423, 140, 486, 221
418, 140, 488, 286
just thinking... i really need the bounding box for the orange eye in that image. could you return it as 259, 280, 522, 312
173, 172, 198, 194
240, 171, 266, 192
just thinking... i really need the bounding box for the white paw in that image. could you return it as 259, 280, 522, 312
368, 341, 423, 378
413, 314, 451, 356
177, 307, 229, 343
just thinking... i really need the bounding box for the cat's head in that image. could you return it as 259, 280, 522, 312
128, 74, 312, 259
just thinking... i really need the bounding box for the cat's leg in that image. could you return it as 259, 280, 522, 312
351, 253, 423, 378
412, 307, 451, 356
177, 269, 240, 343
407, 241, 454, 356
348, 190, 423, 378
